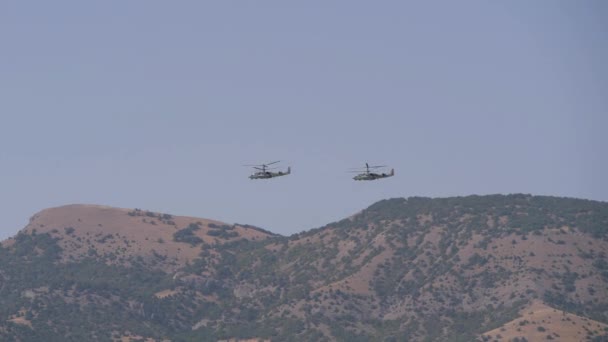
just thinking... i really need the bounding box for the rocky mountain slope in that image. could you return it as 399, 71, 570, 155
1, 195, 607, 341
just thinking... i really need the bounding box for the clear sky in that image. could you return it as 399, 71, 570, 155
1, 1, 607, 239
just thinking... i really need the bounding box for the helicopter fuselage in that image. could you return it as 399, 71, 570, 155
353, 169, 394, 181
249, 167, 291, 180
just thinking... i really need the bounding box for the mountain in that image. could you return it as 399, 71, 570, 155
1, 195, 607, 341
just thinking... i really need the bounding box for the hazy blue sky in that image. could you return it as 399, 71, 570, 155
1, 1, 607, 239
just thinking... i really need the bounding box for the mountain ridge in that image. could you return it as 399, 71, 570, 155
1, 194, 607, 341
5, 194, 607, 243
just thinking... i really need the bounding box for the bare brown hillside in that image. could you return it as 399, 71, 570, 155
10, 204, 273, 272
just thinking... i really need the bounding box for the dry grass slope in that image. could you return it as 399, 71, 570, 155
481, 301, 608, 341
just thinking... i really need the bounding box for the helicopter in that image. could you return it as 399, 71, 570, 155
244, 161, 291, 180
349, 163, 394, 181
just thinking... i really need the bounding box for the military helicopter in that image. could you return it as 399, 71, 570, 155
349, 163, 394, 181
244, 161, 291, 180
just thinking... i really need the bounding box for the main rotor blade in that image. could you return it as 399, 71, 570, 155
265, 161, 281, 166
243, 160, 281, 167
349, 166, 386, 170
